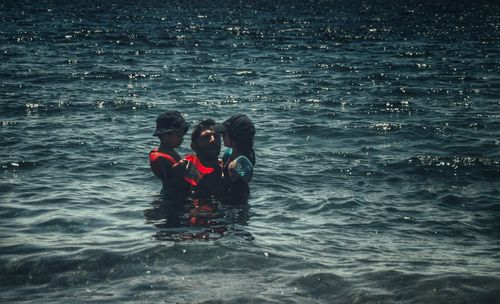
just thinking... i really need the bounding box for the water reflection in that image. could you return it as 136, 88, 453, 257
144, 195, 253, 241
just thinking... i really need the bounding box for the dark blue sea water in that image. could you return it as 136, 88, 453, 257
1, 0, 500, 303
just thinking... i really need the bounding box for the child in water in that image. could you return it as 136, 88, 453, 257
149, 111, 189, 193
214, 114, 256, 203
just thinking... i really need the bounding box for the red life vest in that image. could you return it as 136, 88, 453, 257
149, 148, 177, 178
183, 154, 217, 186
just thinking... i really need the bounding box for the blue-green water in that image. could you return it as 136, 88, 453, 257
1, 1, 499, 303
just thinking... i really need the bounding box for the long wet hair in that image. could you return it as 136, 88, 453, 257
228, 128, 256, 166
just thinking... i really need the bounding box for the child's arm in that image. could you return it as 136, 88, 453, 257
227, 156, 253, 183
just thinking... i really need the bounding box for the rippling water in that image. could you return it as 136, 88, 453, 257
1, 1, 500, 303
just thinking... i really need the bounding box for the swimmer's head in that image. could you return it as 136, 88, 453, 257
153, 111, 189, 137
191, 119, 221, 161
214, 114, 255, 140
214, 114, 255, 163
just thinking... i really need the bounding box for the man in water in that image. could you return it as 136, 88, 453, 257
176, 119, 224, 199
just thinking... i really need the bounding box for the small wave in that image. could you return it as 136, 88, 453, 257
359, 270, 500, 303
369, 122, 402, 132
235, 70, 255, 76
32, 217, 89, 234
1, 160, 37, 171
397, 50, 430, 58
24, 100, 73, 113
1, 100, 86, 116
127, 72, 162, 80
290, 272, 353, 302
406, 155, 500, 178
371, 99, 419, 114
0, 120, 17, 126
314, 62, 358, 72
93, 99, 154, 110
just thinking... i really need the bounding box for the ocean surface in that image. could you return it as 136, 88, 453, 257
1, 0, 499, 303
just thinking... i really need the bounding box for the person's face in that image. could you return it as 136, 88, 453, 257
192, 128, 221, 161
162, 129, 186, 148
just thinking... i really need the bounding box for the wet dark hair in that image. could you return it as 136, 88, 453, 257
228, 130, 256, 166
217, 114, 256, 165
191, 119, 216, 142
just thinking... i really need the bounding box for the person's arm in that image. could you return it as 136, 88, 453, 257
227, 156, 253, 183
223, 157, 253, 204
158, 157, 173, 182
170, 159, 191, 196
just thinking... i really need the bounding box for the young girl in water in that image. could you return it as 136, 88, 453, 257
214, 114, 256, 204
